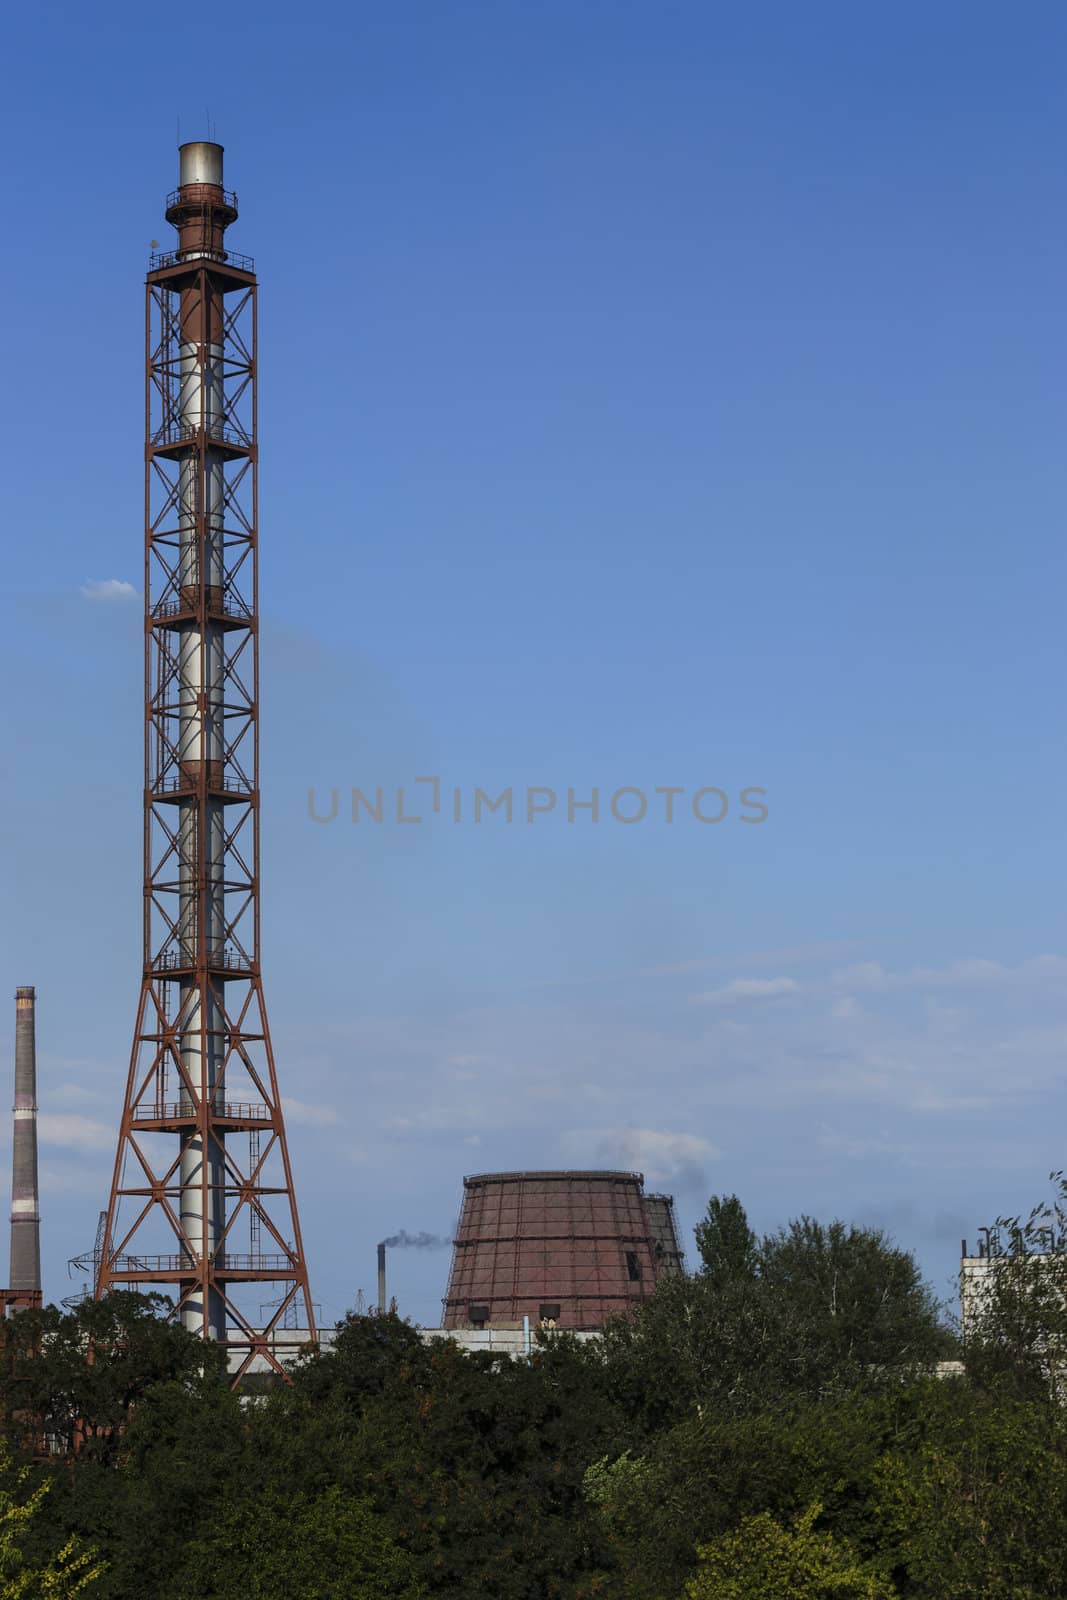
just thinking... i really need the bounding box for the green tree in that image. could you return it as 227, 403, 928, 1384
598, 1203, 948, 1436
10, 1198, 1054, 1600
0, 1293, 224, 1462
963, 1173, 1067, 1402
173, 1487, 424, 1600
694, 1196, 757, 1283
757, 1217, 949, 1384
0, 1446, 103, 1598
291, 1310, 432, 1409
872, 1378, 1067, 1599
685, 1505, 896, 1600
584, 1393, 901, 1599
290, 1316, 619, 1596
76, 1378, 248, 1600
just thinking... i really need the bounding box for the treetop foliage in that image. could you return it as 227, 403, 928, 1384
3, 1189, 1065, 1598
685, 1504, 897, 1599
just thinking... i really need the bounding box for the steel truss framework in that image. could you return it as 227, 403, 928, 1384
97, 249, 315, 1383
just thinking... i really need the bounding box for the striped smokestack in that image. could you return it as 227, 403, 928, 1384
10, 989, 41, 1296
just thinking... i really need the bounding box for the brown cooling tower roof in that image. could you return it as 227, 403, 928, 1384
461, 1170, 644, 1185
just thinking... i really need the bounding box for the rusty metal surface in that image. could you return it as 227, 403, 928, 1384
643, 1192, 686, 1277
95, 153, 316, 1384
442, 1171, 682, 1330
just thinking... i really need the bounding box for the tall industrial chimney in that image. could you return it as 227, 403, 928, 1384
377, 1242, 387, 1314
10, 989, 41, 1298
96, 142, 315, 1381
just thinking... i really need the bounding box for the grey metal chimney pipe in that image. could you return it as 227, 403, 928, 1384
179, 140, 225, 187
10, 989, 41, 1296
377, 1241, 386, 1314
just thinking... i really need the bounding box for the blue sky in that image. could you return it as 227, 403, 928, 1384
4, 2, 1067, 1326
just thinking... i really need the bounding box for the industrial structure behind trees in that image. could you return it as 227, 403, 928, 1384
442, 1171, 683, 1330
95, 143, 314, 1382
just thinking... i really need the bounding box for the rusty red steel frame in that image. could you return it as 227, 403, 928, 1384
96, 152, 315, 1382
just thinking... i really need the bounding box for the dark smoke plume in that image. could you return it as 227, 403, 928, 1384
379, 1230, 450, 1250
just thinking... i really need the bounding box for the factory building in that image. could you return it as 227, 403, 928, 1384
959, 1233, 1067, 1342
442, 1170, 683, 1331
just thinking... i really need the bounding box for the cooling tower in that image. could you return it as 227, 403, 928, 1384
442, 1170, 683, 1330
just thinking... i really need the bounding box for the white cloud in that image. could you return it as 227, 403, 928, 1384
381, 1100, 493, 1138
992, 1023, 1067, 1059
817, 1125, 915, 1161
38, 1113, 112, 1152
283, 1096, 340, 1128
831, 955, 1067, 998
924, 999, 965, 1033
39, 1165, 108, 1198
81, 578, 136, 602
267, 948, 1067, 1199
692, 976, 800, 1008
561, 1126, 719, 1189
831, 962, 889, 993
642, 941, 858, 978
49, 1081, 106, 1106
1019, 955, 1067, 982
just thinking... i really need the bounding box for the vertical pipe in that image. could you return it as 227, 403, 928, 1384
377, 1242, 386, 1314
10, 989, 41, 1297
175, 141, 229, 1341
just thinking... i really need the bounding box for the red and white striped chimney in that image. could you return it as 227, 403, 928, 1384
10, 988, 41, 1297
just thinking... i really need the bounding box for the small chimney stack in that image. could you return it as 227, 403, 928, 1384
10, 989, 41, 1299
377, 1241, 386, 1314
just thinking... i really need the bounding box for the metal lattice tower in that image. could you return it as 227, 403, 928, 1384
97, 143, 315, 1381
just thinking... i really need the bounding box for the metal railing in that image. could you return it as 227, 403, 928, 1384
152, 773, 251, 796
163, 186, 239, 213
130, 1102, 272, 1124
152, 947, 251, 975
112, 1253, 295, 1275
152, 595, 251, 622
149, 246, 255, 274
150, 420, 253, 449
